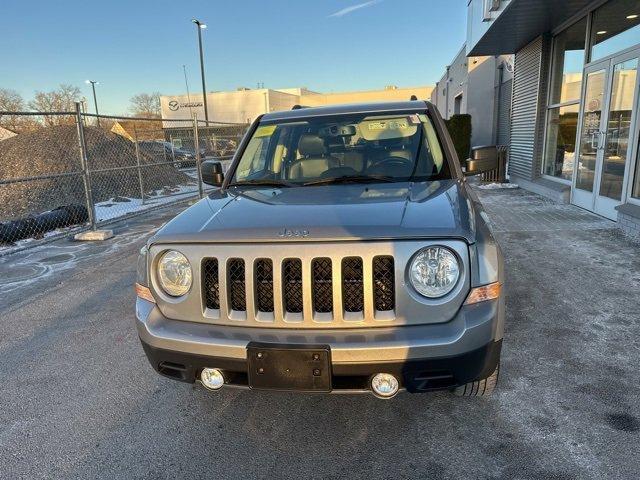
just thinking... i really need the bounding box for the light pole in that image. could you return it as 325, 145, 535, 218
191, 19, 209, 124
182, 64, 194, 118
85, 80, 100, 126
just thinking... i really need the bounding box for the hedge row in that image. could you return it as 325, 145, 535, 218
444, 114, 472, 165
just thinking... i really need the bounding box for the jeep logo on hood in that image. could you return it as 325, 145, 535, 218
278, 228, 309, 238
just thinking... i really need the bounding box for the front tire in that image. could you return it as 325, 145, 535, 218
453, 363, 499, 397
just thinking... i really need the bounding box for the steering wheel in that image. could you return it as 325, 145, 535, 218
366, 156, 414, 177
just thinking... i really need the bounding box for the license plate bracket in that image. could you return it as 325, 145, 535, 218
247, 343, 332, 392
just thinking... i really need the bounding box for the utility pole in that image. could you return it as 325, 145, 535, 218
191, 19, 209, 124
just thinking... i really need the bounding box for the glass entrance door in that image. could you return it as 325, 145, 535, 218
572, 49, 640, 219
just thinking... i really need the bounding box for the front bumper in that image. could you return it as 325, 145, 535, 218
136, 295, 504, 393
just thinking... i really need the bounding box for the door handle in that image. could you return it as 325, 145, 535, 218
598, 131, 607, 151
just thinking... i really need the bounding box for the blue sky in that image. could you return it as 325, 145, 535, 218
1, 0, 468, 114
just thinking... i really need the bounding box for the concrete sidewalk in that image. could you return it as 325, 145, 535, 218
1, 187, 639, 479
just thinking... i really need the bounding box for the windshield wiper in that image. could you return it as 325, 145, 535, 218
303, 175, 396, 186
228, 179, 296, 188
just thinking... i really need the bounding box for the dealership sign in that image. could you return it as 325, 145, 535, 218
168, 100, 204, 111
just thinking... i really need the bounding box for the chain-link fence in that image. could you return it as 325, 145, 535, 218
0, 104, 247, 255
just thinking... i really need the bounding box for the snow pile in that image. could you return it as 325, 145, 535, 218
477, 183, 519, 190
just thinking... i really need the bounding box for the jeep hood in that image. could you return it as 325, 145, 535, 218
151, 180, 479, 244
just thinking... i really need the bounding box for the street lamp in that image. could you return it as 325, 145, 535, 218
191, 18, 209, 124
85, 80, 100, 126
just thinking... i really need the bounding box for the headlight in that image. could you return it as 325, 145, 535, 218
409, 246, 460, 298
157, 250, 192, 297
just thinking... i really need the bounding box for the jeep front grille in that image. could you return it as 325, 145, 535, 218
255, 259, 274, 312
227, 259, 246, 311
202, 258, 220, 310
342, 257, 364, 312
201, 253, 396, 325
283, 259, 303, 313
373, 256, 395, 311
312, 258, 333, 313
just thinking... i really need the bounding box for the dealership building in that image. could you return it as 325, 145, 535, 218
467, 0, 640, 236
160, 85, 433, 125
431, 44, 514, 148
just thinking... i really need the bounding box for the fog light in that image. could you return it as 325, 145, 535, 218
371, 373, 399, 398
200, 368, 224, 390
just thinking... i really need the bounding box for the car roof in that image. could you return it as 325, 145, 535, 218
261, 100, 433, 122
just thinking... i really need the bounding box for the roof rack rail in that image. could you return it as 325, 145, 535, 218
291, 105, 309, 110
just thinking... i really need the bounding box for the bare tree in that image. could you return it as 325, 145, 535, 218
129, 92, 162, 118
28, 84, 81, 126
0, 88, 25, 111
0, 88, 33, 132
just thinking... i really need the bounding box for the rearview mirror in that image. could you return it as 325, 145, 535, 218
201, 161, 224, 187
465, 146, 499, 176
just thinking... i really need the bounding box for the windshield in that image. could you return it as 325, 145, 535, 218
230, 112, 450, 186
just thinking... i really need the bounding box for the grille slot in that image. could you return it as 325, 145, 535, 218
227, 259, 246, 311
373, 256, 395, 311
255, 259, 274, 312
342, 257, 364, 312
312, 258, 333, 313
283, 259, 303, 313
202, 259, 220, 309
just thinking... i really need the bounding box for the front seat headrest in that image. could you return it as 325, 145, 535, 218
298, 134, 327, 157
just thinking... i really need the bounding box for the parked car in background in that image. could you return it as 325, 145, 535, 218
209, 138, 237, 158
138, 141, 196, 168
135, 101, 505, 399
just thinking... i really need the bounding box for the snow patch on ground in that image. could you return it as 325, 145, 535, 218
1, 225, 84, 256
94, 183, 201, 222
477, 182, 519, 190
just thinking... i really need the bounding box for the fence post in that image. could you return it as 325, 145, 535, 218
75, 102, 97, 230
133, 124, 146, 205
193, 114, 204, 198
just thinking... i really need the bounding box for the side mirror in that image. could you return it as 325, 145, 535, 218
201, 160, 224, 187
464, 146, 499, 176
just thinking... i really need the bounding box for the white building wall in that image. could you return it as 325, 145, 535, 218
160, 89, 300, 124
466, 0, 512, 54
162, 86, 434, 124
431, 43, 514, 148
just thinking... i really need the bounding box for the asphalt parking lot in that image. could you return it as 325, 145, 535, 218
1, 188, 639, 479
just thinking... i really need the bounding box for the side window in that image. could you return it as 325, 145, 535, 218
417, 114, 447, 177
236, 137, 269, 178
272, 127, 292, 174
235, 126, 275, 179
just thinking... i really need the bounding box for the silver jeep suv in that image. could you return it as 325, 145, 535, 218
135, 101, 504, 398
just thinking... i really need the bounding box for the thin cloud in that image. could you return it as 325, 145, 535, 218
328, 0, 383, 18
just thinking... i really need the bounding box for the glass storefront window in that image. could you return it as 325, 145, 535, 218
543, 104, 580, 181
544, 18, 587, 180
591, 0, 640, 61
600, 58, 638, 200
575, 69, 608, 192
549, 18, 587, 105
